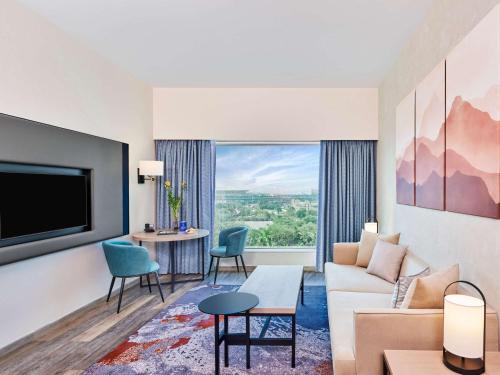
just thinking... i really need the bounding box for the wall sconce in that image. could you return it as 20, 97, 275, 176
443, 280, 486, 374
364, 218, 378, 233
138, 160, 164, 184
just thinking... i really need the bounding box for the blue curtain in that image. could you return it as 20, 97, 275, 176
155, 140, 215, 274
316, 140, 376, 271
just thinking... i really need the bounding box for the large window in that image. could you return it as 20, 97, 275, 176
215, 143, 320, 249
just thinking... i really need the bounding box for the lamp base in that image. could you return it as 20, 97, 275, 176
443, 349, 485, 374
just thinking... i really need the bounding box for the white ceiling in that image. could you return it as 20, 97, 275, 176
18, 0, 435, 87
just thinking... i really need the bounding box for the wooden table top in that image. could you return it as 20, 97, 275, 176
238, 265, 303, 315
384, 351, 500, 374
132, 229, 209, 243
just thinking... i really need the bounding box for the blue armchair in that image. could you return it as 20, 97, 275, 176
102, 240, 164, 313
209, 226, 249, 284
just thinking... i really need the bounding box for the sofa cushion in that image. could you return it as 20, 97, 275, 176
366, 240, 407, 283
401, 264, 459, 309
356, 230, 401, 267
399, 251, 429, 276
325, 262, 395, 294
391, 267, 430, 308
327, 290, 392, 375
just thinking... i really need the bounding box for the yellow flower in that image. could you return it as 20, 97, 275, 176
164, 180, 172, 189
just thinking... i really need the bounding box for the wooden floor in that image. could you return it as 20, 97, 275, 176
0, 271, 325, 375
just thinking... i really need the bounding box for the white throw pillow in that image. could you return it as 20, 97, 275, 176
366, 239, 407, 283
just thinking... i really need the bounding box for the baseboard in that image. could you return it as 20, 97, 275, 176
0, 278, 140, 357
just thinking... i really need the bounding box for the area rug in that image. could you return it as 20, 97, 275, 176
83, 284, 332, 374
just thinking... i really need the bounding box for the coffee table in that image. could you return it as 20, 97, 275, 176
239, 265, 304, 368
198, 292, 259, 375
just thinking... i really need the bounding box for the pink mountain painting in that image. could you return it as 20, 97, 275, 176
415, 61, 445, 210
396, 91, 415, 206
445, 5, 500, 219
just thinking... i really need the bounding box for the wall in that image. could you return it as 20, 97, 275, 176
0, 0, 154, 350
378, 0, 500, 319
154, 88, 378, 140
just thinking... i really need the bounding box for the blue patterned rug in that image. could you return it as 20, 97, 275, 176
84, 283, 332, 374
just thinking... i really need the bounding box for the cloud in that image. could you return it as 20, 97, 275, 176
216, 145, 320, 194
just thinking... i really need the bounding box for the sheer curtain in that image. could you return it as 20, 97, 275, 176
316, 140, 376, 272
155, 140, 215, 274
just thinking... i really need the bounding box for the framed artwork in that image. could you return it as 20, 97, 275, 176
396, 90, 415, 206
445, 5, 500, 219
415, 61, 445, 210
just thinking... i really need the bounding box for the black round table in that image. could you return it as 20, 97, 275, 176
198, 292, 259, 375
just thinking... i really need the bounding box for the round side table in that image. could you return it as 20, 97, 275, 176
198, 292, 259, 375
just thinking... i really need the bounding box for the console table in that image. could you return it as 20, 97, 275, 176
383, 350, 500, 374
132, 229, 209, 292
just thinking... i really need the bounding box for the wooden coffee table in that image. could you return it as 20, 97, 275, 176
238, 265, 304, 368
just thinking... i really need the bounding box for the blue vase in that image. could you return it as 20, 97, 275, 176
179, 221, 187, 232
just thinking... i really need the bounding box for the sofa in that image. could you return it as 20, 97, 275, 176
325, 242, 499, 375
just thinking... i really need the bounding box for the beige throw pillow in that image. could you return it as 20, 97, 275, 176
356, 230, 401, 267
391, 267, 430, 308
400, 264, 460, 309
366, 240, 407, 283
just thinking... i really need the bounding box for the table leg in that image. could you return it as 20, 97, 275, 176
201, 238, 205, 281
169, 242, 175, 293
224, 315, 229, 367
301, 272, 304, 305
246, 312, 251, 369
139, 241, 144, 287
291, 314, 296, 368
214, 314, 220, 375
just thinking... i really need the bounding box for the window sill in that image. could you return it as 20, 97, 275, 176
245, 247, 315, 254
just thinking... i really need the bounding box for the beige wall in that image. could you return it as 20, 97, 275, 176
0, 0, 154, 349
378, 0, 500, 317
154, 88, 378, 140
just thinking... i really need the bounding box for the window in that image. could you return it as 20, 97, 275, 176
215, 143, 320, 249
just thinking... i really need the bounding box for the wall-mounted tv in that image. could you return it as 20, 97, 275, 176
0, 163, 92, 248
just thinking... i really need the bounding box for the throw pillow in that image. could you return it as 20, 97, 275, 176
400, 264, 459, 309
391, 267, 430, 308
366, 239, 407, 283
356, 230, 400, 267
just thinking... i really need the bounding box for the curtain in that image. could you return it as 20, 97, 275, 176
316, 140, 376, 272
155, 140, 215, 274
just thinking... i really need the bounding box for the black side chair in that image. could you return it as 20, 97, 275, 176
209, 226, 249, 284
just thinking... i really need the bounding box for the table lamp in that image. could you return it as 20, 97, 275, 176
364, 219, 378, 233
443, 280, 486, 374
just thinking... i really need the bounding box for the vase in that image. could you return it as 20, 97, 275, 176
172, 212, 180, 230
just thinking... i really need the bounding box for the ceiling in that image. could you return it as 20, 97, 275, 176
18, 0, 435, 87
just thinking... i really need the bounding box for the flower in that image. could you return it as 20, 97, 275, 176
181, 181, 188, 189
164, 180, 172, 189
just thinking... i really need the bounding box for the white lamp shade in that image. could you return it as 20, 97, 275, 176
364, 222, 378, 233
444, 294, 484, 358
139, 160, 164, 176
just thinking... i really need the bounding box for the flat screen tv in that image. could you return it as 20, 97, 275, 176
0, 163, 91, 247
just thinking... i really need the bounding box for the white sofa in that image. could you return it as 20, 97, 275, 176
325, 242, 499, 375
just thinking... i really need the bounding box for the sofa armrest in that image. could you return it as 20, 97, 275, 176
333, 242, 359, 265
353, 308, 499, 375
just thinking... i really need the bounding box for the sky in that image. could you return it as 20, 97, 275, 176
216, 144, 320, 194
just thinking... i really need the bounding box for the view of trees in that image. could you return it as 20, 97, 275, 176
215, 191, 318, 248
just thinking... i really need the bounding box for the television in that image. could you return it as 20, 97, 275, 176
0, 163, 91, 248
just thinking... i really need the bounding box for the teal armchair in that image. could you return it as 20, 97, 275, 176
102, 240, 164, 313
209, 226, 249, 284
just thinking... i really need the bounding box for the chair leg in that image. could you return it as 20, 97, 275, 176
235, 256, 240, 272
214, 257, 220, 285
146, 274, 152, 293
154, 272, 165, 302
117, 278, 126, 314
208, 256, 214, 275
240, 255, 248, 278
107, 276, 116, 302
